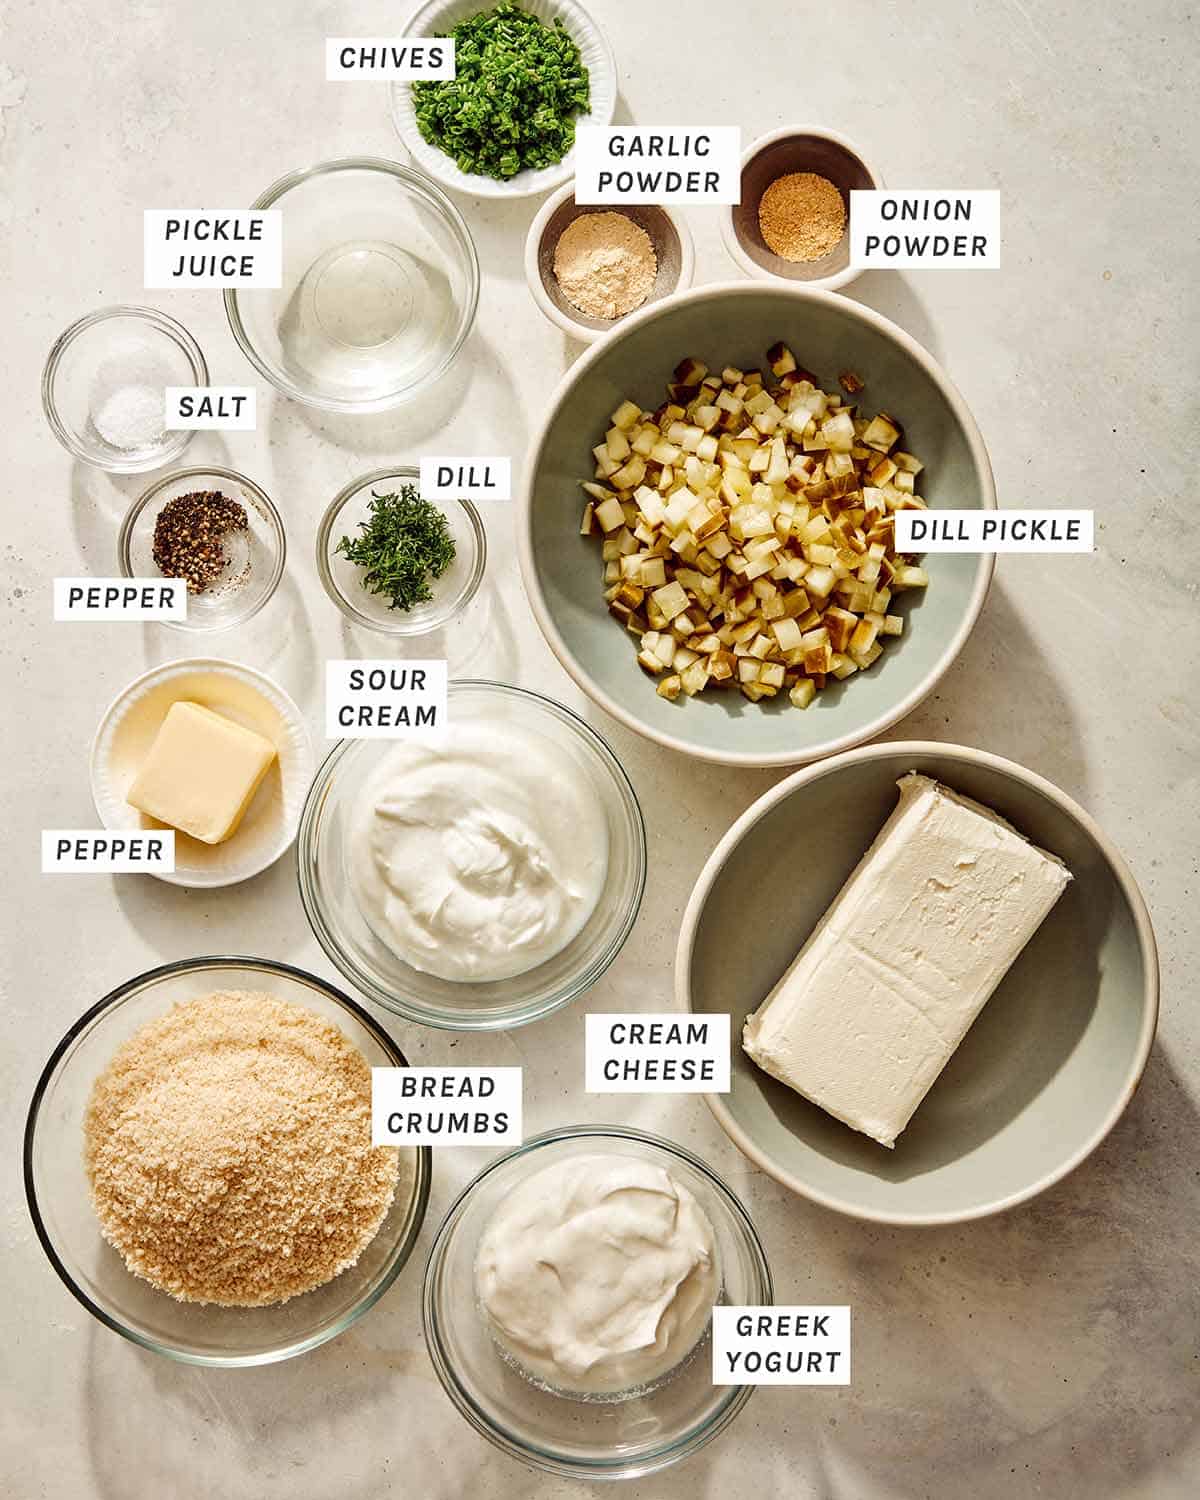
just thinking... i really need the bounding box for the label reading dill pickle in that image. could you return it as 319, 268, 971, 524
575, 126, 741, 204
144, 210, 282, 288
713, 1307, 852, 1386
371, 1068, 522, 1145
419, 457, 511, 502
325, 660, 448, 740
850, 191, 1000, 268
325, 38, 456, 80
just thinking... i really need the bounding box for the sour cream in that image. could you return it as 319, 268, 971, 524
348, 722, 608, 983
475, 1154, 719, 1396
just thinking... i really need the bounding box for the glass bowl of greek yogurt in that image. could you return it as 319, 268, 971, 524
296, 681, 647, 1030
423, 1125, 773, 1480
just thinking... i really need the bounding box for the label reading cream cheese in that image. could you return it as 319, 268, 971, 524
54, 578, 187, 621
325, 660, 447, 739
371, 1067, 522, 1145
325, 37, 455, 79
713, 1306, 851, 1386
419, 457, 512, 501
850, 190, 1000, 268
144, 211, 282, 287
575, 126, 741, 203
165, 387, 256, 430
895, 509, 1093, 552
585, 1014, 731, 1093
42, 831, 175, 873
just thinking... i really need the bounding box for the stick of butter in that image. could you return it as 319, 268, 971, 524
127, 701, 277, 845
742, 773, 1071, 1148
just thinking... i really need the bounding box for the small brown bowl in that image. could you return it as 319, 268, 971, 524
525, 182, 696, 343
722, 125, 882, 292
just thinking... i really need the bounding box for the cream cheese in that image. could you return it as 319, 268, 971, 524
349, 722, 608, 983
475, 1154, 719, 1396
743, 773, 1071, 1148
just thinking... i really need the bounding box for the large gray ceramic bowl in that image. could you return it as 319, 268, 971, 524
518, 282, 995, 768
677, 742, 1158, 1224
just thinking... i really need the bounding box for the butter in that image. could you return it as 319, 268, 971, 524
742, 774, 1071, 1148
127, 701, 277, 845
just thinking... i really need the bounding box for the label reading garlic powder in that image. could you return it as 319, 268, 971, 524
585, 1014, 731, 1093
144, 210, 282, 288
53, 578, 187, 622
575, 126, 741, 204
419, 457, 512, 501
325, 660, 448, 740
713, 1307, 852, 1386
850, 190, 1000, 268
325, 38, 456, 80
894, 509, 1094, 552
42, 830, 175, 874
371, 1067, 522, 1146
164, 387, 256, 431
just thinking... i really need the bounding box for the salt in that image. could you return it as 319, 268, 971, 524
92, 383, 165, 451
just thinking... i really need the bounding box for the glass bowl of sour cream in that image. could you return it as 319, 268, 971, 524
296, 681, 647, 1029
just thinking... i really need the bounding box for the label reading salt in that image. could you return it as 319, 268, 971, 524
850, 190, 1000, 268
713, 1306, 851, 1386
42, 830, 176, 874
325, 37, 456, 80
144, 210, 282, 288
419, 457, 512, 502
325, 660, 447, 739
585, 1013, 730, 1093
895, 509, 1093, 553
165, 387, 256, 431
371, 1067, 522, 1146
54, 578, 187, 622
575, 126, 741, 204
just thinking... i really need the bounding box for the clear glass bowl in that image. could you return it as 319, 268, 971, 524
42, 305, 208, 473
24, 957, 431, 1367
317, 465, 485, 636
423, 1125, 772, 1480
224, 157, 479, 413
297, 681, 647, 1029
118, 466, 286, 632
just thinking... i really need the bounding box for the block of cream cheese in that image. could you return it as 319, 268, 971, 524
742, 773, 1071, 1148
127, 701, 277, 845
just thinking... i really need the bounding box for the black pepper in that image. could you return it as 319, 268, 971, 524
151, 491, 249, 594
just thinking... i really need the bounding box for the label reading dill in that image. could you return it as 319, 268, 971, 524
850, 191, 1000, 268
371, 1068, 522, 1145
712, 1307, 851, 1386
144, 211, 282, 288
53, 578, 187, 621
164, 387, 256, 430
325, 660, 447, 740
325, 38, 455, 79
419, 457, 512, 502
42, 831, 176, 874
575, 126, 742, 204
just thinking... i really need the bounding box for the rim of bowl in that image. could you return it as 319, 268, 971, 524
118, 465, 287, 633
675, 739, 1162, 1226
524, 181, 697, 345
223, 156, 480, 413
316, 464, 487, 635
517, 280, 997, 768
421, 1123, 772, 1479
296, 680, 648, 1030
719, 124, 884, 293
23, 954, 433, 1367
391, 0, 618, 202
41, 304, 209, 473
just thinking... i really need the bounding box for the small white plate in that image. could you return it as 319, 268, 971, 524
89, 658, 315, 888
390, 0, 617, 201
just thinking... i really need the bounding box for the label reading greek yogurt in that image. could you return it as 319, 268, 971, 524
42, 831, 175, 874
574, 126, 741, 204
850, 190, 1000, 268
371, 1067, 522, 1145
713, 1307, 851, 1386
325, 660, 448, 740
895, 509, 1094, 552
53, 578, 187, 622
164, 387, 256, 430
585, 1014, 731, 1093
419, 457, 512, 501
325, 38, 456, 80
144, 210, 282, 288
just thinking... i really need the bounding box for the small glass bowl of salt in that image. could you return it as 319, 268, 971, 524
42, 305, 208, 473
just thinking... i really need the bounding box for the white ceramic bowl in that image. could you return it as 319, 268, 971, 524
390, 0, 617, 200
90, 659, 315, 889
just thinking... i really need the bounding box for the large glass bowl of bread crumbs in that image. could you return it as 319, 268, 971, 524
24, 957, 431, 1366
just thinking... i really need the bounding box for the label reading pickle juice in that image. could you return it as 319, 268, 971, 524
144, 210, 282, 288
